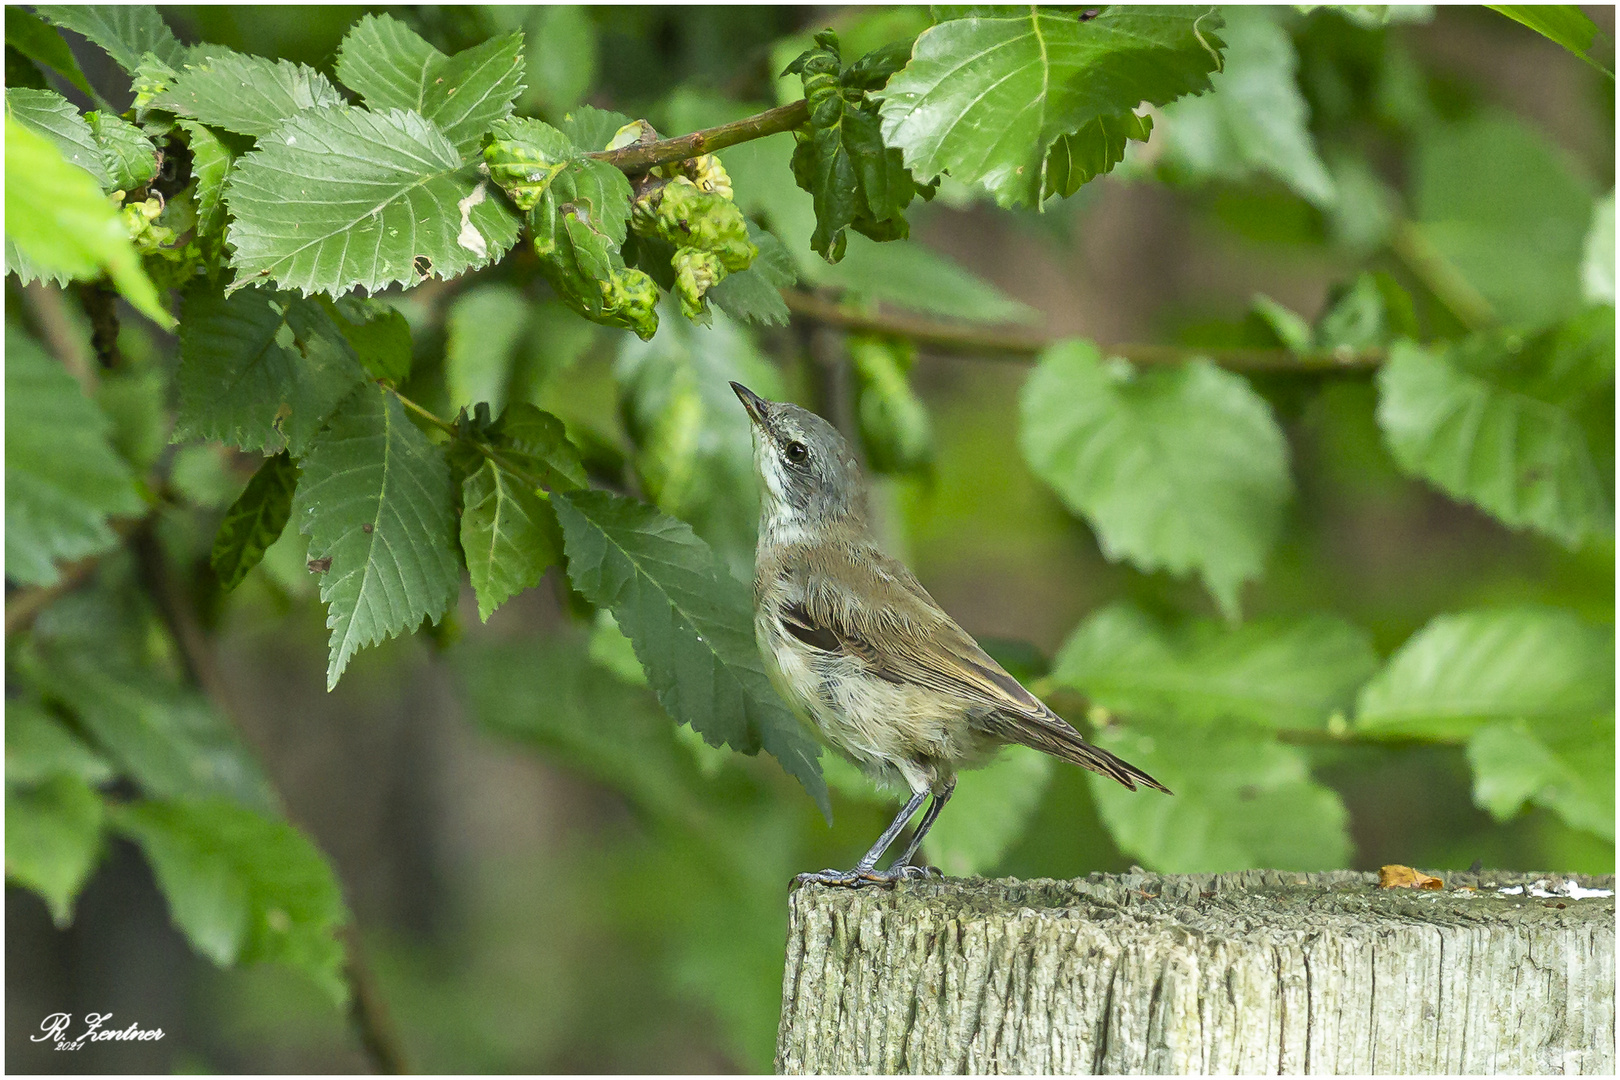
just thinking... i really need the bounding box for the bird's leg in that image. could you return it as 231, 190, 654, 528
793, 789, 928, 888
884, 776, 956, 878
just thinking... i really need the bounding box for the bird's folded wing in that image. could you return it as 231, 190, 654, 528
792, 549, 1051, 720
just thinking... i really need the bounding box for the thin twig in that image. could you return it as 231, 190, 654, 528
590, 99, 809, 174
5, 558, 102, 637
129, 524, 414, 1075
21, 283, 96, 392
780, 290, 1389, 371
1389, 221, 1498, 332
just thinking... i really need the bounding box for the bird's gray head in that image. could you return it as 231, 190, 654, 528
731, 382, 867, 543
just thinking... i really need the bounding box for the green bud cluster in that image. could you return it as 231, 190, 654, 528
631, 176, 757, 320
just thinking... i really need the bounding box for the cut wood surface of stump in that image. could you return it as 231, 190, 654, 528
776, 870, 1615, 1075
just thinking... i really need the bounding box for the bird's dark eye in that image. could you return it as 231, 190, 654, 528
785, 441, 809, 464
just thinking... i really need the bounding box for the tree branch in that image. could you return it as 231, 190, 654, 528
589, 100, 809, 174
780, 289, 1388, 371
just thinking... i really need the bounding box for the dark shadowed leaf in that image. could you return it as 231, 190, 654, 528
212, 452, 300, 591
294, 385, 461, 689
552, 489, 830, 818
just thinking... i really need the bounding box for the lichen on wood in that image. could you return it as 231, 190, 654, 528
776, 869, 1615, 1074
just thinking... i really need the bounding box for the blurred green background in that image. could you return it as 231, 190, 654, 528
6, 4, 1613, 1073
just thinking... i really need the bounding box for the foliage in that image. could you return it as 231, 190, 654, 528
5, 4, 1613, 1072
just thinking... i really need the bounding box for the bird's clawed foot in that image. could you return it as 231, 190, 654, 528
792, 862, 944, 889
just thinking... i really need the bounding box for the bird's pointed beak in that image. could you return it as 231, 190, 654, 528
730, 381, 769, 426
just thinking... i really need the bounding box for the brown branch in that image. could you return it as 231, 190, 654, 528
781, 289, 1388, 371
589, 99, 809, 174
128, 525, 414, 1075
21, 283, 97, 392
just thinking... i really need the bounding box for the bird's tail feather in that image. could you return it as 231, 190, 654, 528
1003, 715, 1173, 794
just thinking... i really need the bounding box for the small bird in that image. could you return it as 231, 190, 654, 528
732, 382, 1170, 888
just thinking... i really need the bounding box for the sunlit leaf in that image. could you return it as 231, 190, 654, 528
153, 51, 344, 138
1468, 716, 1614, 841
34, 4, 186, 74
1020, 340, 1291, 618
6, 87, 112, 187
1052, 604, 1378, 730
1089, 719, 1351, 872
4, 115, 171, 323
1159, 7, 1335, 207
336, 13, 525, 157
223, 106, 520, 296
877, 6, 1225, 207
1356, 607, 1613, 740
1377, 319, 1613, 548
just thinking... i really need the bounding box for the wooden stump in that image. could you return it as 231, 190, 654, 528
776, 870, 1615, 1074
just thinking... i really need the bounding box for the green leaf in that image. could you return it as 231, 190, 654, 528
784, 31, 922, 261
614, 304, 783, 570
1052, 604, 1379, 730
1468, 716, 1614, 841
5, 8, 96, 97
152, 51, 344, 139
1158, 7, 1335, 208
6, 775, 104, 926
708, 222, 794, 326
455, 636, 712, 826
31, 653, 279, 810
924, 745, 1052, 876
850, 334, 932, 475
445, 283, 531, 412
6, 87, 112, 187
1412, 112, 1596, 324
460, 455, 562, 622
174, 286, 370, 455
1356, 607, 1614, 741
1315, 271, 1418, 350
86, 109, 158, 191
1043, 109, 1154, 200
4, 114, 171, 324
551, 489, 830, 819
877, 7, 1225, 207
557, 104, 636, 153
179, 120, 241, 246
1376, 321, 1613, 548
483, 115, 577, 211
1486, 5, 1613, 76
212, 452, 299, 592
5, 701, 116, 787
322, 296, 413, 383
1249, 293, 1314, 353
112, 799, 350, 1003
801, 231, 1037, 324
1581, 191, 1607, 304
335, 13, 525, 157
223, 106, 521, 296
294, 385, 461, 689
35, 5, 186, 74
1089, 719, 1351, 872
486, 402, 589, 493
5, 324, 144, 587
1019, 341, 1292, 618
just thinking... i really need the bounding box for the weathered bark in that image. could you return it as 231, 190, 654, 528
777, 870, 1615, 1074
